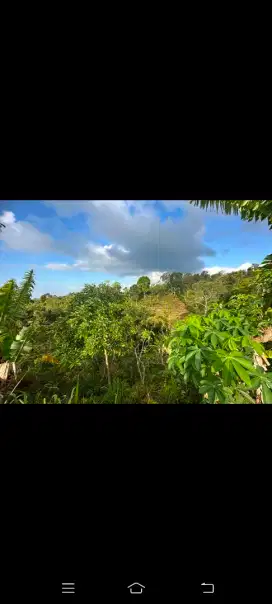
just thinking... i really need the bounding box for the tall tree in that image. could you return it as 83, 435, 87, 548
137, 276, 151, 297
68, 284, 137, 384
184, 280, 227, 316
161, 272, 184, 295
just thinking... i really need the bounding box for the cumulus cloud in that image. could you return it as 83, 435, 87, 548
0, 211, 16, 225
0, 211, 54, 252
1, 203, 259, 284
43, 200, 216, 276
204, 262, 252, 276
148, 271, 164, 284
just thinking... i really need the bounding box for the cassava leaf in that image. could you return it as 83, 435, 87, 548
211, 334, 217, 347
232, 360, 252, 386
194, 351, 201, 371
262, 383, 272, 404
249, 339, 265, 355
185, 349, 198, 364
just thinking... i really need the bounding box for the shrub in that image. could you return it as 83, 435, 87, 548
168, 311, 272, 403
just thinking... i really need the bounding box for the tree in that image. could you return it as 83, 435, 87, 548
67, 284, 138, 385
190, 200, 272, 229
183, 280, 227, 316
137, 276, 151, 297
129, 284, 141, 301
112, 281, 122, 292
129, 277, 151, 300
161, 272, 184, 295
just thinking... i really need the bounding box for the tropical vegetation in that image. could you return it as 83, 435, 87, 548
1, 200, 272, 403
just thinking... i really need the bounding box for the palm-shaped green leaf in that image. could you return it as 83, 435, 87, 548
0, 280, 18, 324
259, 254, 272, 269
10, 270, 35, 320
190, 200, 272, 229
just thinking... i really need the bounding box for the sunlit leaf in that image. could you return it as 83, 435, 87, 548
194, 351, 201, 371
236, 389, 256, 404
232, 360, 252, 386
211, 334, 217, 347
249, 339, 265, 355
185, 350, 198, 364
262, 383, 272, 404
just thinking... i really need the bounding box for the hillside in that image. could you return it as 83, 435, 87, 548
141, 292, 187, 327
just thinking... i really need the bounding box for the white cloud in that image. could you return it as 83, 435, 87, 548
0, 211, 16, 225
204, 262, 252, 276
148, 271, 164, 284
0, 211, 54, 252
42, 200, 216, 276
236, 262, 253, 271
45, 263, 72, 270
4, 202, 259, 285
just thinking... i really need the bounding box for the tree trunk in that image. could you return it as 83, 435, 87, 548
134, 346, 145, 384
104, 349, 111, 385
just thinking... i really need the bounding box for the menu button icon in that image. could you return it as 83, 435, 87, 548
62, 583, 75, 595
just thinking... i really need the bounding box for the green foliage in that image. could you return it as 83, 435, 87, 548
190, 200, 272, 229
184, 280, 228, 315
160, 271, 215, 297
2, 251, 272, 404
9, 327, 32, 362
161, 272, 185, 295
168, 309, 272, 403
226, 294, 265, 327
129, 276, 151, 300
137, 276, 151, 294
129, 284, 141, 300
259, 254, 272, 270
255, 266, 272, 311
0, 270, 35, 363
68, 290, 137, 364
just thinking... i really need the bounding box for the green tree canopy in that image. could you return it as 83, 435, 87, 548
137, 276, 151, 296
161, 272, 184, 295
184, 280, 228, 316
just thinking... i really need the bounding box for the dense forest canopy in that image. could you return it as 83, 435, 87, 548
1, 199, 272, 403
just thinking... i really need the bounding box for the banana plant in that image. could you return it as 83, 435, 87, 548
0, 270, 34, 338
0, 270, 35, 380
0, 326, 32, 380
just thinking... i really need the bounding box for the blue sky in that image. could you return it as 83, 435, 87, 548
0, 200, 271, 297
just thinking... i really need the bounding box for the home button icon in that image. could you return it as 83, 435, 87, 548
127, 582, 145, 595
